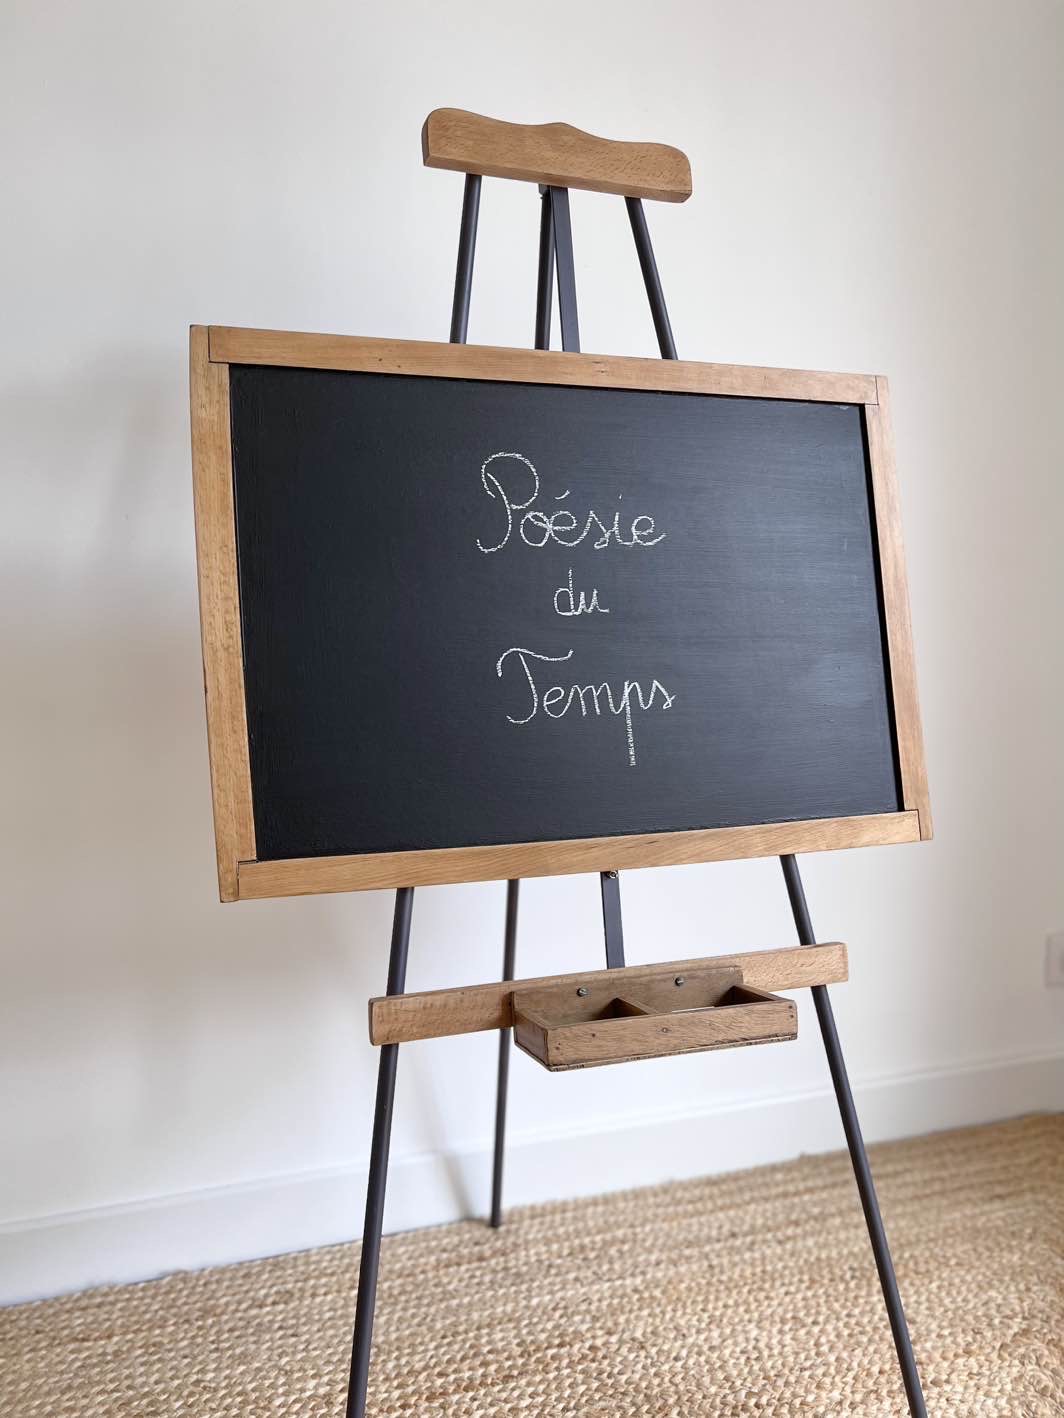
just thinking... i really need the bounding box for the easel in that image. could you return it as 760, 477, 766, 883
344, 110, 928, 1418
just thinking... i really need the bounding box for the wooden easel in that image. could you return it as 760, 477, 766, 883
341, 109, 928, 1418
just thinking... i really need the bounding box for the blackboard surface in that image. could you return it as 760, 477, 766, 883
229, 364, 901, 862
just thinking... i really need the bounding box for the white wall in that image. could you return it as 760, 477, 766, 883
2, 0, 1062, 1304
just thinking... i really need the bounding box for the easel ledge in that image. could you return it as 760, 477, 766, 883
369, 941, 847, 1044
236, 815, 920, 900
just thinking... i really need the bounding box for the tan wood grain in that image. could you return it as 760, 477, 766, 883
512, 966, 743, 1026
517, 990, 798, 1071
237, 813, 919, 901
368, 941, 847, 1045
421, 108, 693, 203
866, 378, 932, 839
207, 327, 878, 406
513, 1012, 549, 1063
189, 327, 256, 900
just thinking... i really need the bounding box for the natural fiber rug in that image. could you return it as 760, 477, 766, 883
2, 1115, 1061, 1417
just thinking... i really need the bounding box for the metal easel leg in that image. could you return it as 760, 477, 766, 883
449, 173, 481, 344
487, 188, 559, 1229
622, 196, 922, 1409
780, 855, 927, 1418
625, 197, 678, 360
445, 166, 526, 1235
546, 193, 627, 978
489, 881, 520, 1227
344, 888, 415, 1418
548, 186, 580, 353
600, 870, 626, 969
535, 186, 555, 349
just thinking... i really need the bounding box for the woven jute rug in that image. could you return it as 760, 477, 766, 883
2, 1115, 1062, 1417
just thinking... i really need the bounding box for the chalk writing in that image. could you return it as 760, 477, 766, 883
480, 452, 675, 766
554, 568, 609, 617
477, 451, 666, 554
496, 645, 675, 763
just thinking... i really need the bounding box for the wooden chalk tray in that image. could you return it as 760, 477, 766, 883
511, 966, 797, 1071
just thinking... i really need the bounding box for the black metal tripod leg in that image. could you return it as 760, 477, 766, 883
780, 856, 927, 1418
449, 173, 481, 344
535, 189, 555, 349
489, 880, 520, 1228
624, 197, 678, 360
599, 870, 625, 969
345, 888, 415, 1418
548, 187, 580, 353
487, 186, 561, 1232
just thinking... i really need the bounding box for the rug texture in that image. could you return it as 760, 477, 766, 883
2, 1115, 1062, 1417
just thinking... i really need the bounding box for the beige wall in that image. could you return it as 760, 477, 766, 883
2, 0, 1062, 1301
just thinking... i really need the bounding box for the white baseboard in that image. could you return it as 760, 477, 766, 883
2, 1048, 1061, 1306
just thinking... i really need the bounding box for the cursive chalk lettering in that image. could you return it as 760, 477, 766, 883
554, 568, 609, 617
477, 452, 666, 554
495, 645, 675, 765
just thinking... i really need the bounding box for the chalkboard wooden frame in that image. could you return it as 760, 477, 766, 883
189, 324, 930, 902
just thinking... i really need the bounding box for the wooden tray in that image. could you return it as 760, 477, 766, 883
512, 966, 797, 1071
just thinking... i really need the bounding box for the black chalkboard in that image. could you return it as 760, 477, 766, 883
229, 364, 901, 863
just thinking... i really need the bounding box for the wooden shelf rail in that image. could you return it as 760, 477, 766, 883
368, 941, 847, 1045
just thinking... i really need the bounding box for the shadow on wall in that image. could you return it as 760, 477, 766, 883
0, 349, 412, 1219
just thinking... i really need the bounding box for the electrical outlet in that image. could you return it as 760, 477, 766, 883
1046, 932, 1064, 988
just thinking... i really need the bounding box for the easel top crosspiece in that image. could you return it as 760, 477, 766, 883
423, 106, 691, 356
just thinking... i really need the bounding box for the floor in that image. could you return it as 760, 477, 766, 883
2, 1115, 1062, 1416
